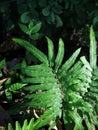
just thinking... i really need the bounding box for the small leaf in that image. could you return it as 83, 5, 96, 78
0, 59, 6, 69
30, 22, 42, 34
28, 20, 34, 29
50, 12, 55, 23
42, 6, 50, 16
55, 15, 63, 27
20, 11, 30, 24
18, 23, 29, 35
30, 33, 42, 40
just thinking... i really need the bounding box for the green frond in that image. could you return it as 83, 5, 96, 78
10, 30, 98, 129
12, 38, 48, 65
90, 26, 97, 69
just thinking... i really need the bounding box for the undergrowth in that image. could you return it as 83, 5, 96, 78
0, 26, 98, 130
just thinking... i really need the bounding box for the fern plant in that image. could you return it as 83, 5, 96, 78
7, 26, 98, 130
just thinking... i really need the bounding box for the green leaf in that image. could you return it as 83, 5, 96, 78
55, 15, 63, 27
50, 12, 55, 23
46, 37, 54, 67
42, 6, 50, 16
0, 59, 6, 69
55, 38, 64, 72
12, 38, 48, 64
5, 90, 12, 100
0, 86, 2, 89
20, 11, 30, 24
30, 33, 42, 40
18, 23, 29, 35
30, 22, 42, 34
28, 20, 34, 29
90, 26, 97, 69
